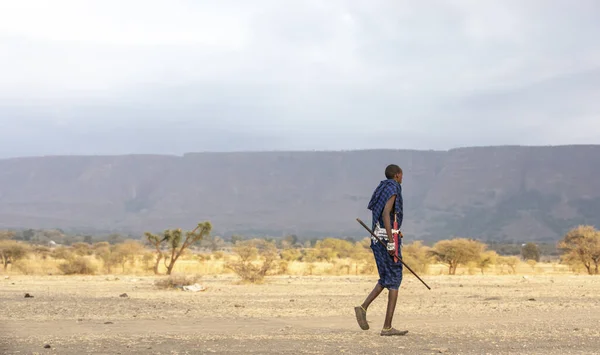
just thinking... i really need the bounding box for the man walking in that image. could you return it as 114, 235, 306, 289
354, 164, 408, 336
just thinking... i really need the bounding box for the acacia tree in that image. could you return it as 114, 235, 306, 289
428, 238, 486, 275
477, 250, 498, 275
146, 221, 212, 275
498, 256, 520, 274
145, 232, 166, 274
0, 240, 30, 270
558, 225, 600, 275
521, 242, 541, 262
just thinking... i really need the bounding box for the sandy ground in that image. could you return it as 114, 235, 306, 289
1, 273, 600, 354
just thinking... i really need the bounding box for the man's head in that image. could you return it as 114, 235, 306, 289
385, 164, 403, 184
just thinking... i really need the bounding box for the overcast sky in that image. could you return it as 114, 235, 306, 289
0, 0, 599, 158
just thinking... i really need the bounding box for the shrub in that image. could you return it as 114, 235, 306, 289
226, 239, 278, 283
58, 256, 97, 275
280, 248, 302, 262
12, 259, 35, 275
498, 256, 520, 274
51, 247, 75, 261
32, 246, 51, 260
277, 260, 289, 275
142, 252, 156, 271
71, 242, 93, 256
402, 241, 433, 275
154, 273, 202, 289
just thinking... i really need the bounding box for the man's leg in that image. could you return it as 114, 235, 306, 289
379, 263, 408, 336
383, 288, 398, 329
362, 283, 384, 310
355, 282, 382, 330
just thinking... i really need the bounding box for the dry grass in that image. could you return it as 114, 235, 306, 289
0, 250, 577, 279
153, 273, 202, 289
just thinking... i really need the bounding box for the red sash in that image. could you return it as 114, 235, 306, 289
393, 215, 399, 262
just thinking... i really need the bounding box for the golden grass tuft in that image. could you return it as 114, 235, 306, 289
154, 273, 202, 289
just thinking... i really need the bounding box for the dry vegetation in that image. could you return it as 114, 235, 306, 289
1, 224, 599, 280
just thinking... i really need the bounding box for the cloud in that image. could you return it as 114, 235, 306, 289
1, 0, 599, 157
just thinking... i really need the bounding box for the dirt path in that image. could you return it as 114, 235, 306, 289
2, 274, 600, 354
3, 311, 599, 354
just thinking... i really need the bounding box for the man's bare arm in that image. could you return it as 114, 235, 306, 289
382, 195, 396, 244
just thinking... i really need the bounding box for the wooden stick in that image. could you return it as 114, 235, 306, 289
356, 218, 431, 290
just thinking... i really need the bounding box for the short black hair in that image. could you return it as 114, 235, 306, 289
385, 164, 402, 179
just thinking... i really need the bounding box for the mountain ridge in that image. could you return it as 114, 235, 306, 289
1, 144, 599, 242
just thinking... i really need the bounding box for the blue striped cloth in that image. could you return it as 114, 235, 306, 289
367, 178, 404, 290
367, 178, 403, 234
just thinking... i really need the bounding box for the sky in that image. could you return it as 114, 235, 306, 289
0, 0, 599, 158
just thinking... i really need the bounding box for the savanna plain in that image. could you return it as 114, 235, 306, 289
2, 258, 600, 355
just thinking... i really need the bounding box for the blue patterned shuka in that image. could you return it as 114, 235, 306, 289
367, 178, 404, 290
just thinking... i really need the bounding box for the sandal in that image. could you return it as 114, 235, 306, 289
354, 306, 369, 330
380, 327, 408, 336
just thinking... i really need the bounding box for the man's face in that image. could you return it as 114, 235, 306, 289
395, 172, 403, 184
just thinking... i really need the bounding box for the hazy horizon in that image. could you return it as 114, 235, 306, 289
1, 1, 599, 159
3, 143, 600, 161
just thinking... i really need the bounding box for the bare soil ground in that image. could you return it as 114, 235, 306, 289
1, 274, 599, 354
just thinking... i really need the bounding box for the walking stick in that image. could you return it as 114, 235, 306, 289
356, 218, 431, 290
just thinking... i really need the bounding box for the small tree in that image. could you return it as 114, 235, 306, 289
226, 239, 278, 283
145, 232, 166, 274
521, 242, 541, 262
114, 241, 145, 273
0, 240, 30, 270
428, 238, 486, 275
146, 222, 212, 275
94, 243, 122, 273
477, 250, 499, 275
499, 256, 520, 274
558, 225, 600, 275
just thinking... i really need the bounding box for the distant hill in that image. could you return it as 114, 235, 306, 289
1, 145, 599, 242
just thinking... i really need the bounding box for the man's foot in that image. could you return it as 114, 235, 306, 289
354, 306, 369, 330
380, 327, 408, 336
